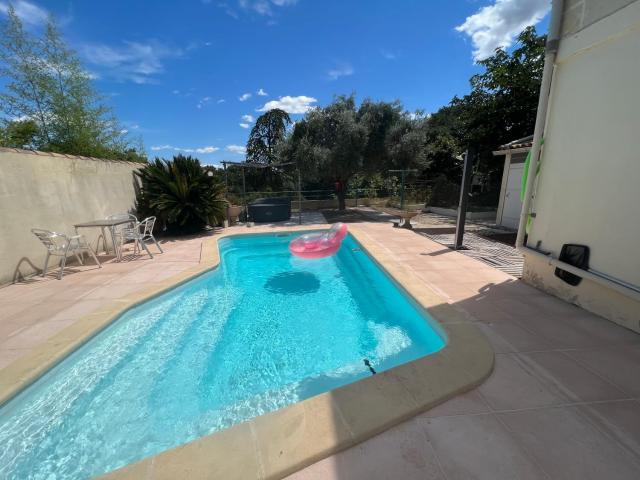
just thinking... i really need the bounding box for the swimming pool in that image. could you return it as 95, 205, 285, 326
0, 232, 445, 479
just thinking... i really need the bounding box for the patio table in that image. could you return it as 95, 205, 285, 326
73, 218, 133, 262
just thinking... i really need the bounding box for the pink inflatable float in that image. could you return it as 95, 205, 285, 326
289, 223, 348, 259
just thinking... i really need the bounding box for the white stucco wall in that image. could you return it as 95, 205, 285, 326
523, 0, 640, 332
0, 148, 142, 285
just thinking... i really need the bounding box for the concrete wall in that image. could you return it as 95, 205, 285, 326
522, 0, 640, 332
0, 148, 142, 285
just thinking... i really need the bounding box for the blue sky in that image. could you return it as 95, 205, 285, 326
1, 0, 550, 165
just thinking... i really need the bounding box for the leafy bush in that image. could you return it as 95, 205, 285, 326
135, 155, 227, 234
429, 175, 460, 208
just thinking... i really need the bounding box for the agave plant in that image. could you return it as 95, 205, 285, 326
135, 155, 227, 234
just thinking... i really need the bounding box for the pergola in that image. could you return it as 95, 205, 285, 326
220, 160, 302, 225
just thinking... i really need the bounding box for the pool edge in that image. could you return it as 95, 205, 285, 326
0, 225, 494, 480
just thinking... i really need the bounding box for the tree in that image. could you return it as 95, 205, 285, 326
0, 5, 52, 146
246, 108, 292, 164
284, 95, 369, 210
423, 26, 546, 184
385, 114, 428, 170
357, 99, 404, 170
0, 119, 38, 148
0, 5, 145, 161
279, 95, 431, 210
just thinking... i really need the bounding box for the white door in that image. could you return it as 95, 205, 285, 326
501, 163, 525, 229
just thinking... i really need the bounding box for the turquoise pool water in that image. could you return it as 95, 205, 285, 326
0, 232, 445, 479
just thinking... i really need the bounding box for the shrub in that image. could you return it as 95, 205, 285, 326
429, 175, 460, 208
135, 155, 227, 234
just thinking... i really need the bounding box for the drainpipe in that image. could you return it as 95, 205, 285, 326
516, 0, 564, 248
516, 0, 640, 303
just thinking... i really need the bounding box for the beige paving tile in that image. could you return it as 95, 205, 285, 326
286, 417, 446, 480
478, 354, 566, 411
330, 371, 418, 440
422, 389, 490, 418
82, 283, 148, 300
576, 400, 640, 457
521, 351, 629, 403
0, 318, 78, 349
46, 299, 111, 322
0, 348, 29, 369
4, 300, 79, 324
138, 422, 260, 480
2, 279, 92, 302
0, 319, 30, 338
499, 405, 640, 480
454, 300, 520, 324
252, 394, 353, 478
422, 413, 548, 480
560, 313, 640, 346
477, 320, 553, 353
565, 345, 640, 397
0, 300, 35, 320
511, 313, 606, 349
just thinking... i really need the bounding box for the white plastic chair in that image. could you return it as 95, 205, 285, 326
31, 229, 101, 280
118, 216, 163, 259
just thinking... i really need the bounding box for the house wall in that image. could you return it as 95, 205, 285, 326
0, 148, 141, 285
522, 0, 640, 332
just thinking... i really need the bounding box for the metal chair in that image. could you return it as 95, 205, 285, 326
118, 216, 162, 259
106, 213, 138, 259
31, 229, 101, 280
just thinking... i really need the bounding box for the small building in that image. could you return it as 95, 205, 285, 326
492, 135, 532, 230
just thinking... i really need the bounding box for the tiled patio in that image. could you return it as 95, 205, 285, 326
1, 220, 639, 479
289, 223, 640, 480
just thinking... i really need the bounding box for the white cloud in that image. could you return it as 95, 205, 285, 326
380, 49, 398, 60
257, 88, 268, 96
0, 1, 48, 26
226, 144, 246, 154
238, 0, 298, 17
257, 95, 317, 114
327, 63, 354, 80
123, 121, 140, 131
151, 144, 219, 154
456, 0, 550, 61
172, 88, 196, 98
238, 92, 252, 101
217, 98, 226, 103
197, 96, 212, 109
241, 114, 254, 122
239, 123, 250, 129
82, 40, 183, 84
196, 146, 219, 154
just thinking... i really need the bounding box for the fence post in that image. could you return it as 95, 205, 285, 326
297, 168, 302, 225
242, 167, 247, 223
